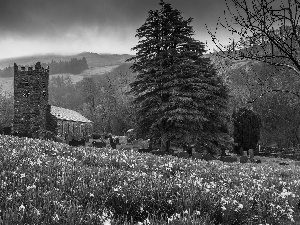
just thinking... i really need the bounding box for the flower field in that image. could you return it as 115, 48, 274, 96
1, 135, 300, 224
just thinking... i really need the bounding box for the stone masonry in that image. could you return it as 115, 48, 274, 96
13, 62, 49, 138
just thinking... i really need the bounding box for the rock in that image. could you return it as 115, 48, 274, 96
240, 155, 248, 163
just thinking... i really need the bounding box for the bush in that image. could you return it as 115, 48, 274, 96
233, 107, 261, 154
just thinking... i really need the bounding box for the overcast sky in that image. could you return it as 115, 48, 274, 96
0, 0, 232, 59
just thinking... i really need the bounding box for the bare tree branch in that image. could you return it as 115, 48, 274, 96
207, 0, 300, 76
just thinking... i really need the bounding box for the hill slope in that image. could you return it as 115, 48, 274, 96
0, 52, 134, 69
0, 65, 122, 96
0, 52, 134, 95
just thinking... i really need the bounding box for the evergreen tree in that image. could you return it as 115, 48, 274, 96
233, 107, 261, 155
128, 0, 231, 153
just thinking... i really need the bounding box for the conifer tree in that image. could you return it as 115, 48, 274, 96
233, 107, 261, 155
128, 0, 231, 153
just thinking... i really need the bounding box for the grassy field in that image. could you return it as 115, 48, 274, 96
1, 134, 300, 224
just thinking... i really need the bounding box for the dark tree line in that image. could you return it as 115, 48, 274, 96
0, 57, 88, 77
42, 57, 88, 75
0, 66, 13, 78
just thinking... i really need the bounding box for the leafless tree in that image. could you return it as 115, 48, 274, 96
207, 0, 300, 74
207, 0, 300, 100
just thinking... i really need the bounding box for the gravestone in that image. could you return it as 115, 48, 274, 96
142, 139, 150, 149
201, 154, 215, 161
138, 148, 152, 153
221, 149, 226, 156
192, 152, 202, 160
249, 149, 254, 159
151, 150, 166, 156
118, 136, 128, 144
132, 139, 140, 151
240, 147, 244, 156
186, 146, 193, 157
132, 139, 139, 146
240, 155, 248, 163
110, 137, 117, 149
177, 152, 190, 158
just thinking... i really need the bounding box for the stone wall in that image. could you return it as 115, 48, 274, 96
56, 119, 93, 141
13, 62, 49, 138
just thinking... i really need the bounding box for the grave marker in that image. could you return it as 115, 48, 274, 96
249, 149, 254, 159
240, 155, 248, 163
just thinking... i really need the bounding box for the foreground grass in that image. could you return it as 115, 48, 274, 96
0, 135, 300, 224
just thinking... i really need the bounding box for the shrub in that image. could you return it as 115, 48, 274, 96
233, 107, 261, 155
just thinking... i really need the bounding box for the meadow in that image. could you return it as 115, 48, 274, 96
0, 134, 300, 224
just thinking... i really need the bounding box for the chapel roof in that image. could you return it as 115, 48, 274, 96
50, 106, 92, 123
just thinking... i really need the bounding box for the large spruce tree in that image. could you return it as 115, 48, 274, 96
128, 0, 231, 153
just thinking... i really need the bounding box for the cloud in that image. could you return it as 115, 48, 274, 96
0, 0, 227, 36
0, 0, 229, 58
0, 0, 156, 38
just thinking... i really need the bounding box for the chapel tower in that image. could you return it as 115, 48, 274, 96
13, 62, 49, 137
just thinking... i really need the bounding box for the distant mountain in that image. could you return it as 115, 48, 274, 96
0, 52, 134, 69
